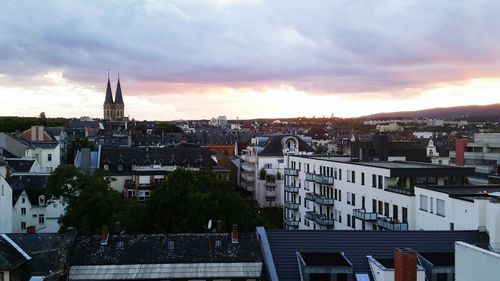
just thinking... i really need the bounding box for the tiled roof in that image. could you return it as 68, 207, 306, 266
262, 229, 490, 281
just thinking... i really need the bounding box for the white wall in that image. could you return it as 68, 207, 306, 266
0, 176, 13, 233
26, 145, 60, 173
455, 242, 500, 281
12, 190, 64, 233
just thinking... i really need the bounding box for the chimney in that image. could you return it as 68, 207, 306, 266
394, 248, 417, 281
231, 224, 239, 244
217, 220, 223, 233
100, 225, 109, 246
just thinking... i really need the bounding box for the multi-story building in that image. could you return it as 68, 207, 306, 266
7, 174, 65, 233
450, 133, 500, 178
283, 155, 474, 230
0, 159, 13, 233
239, 135, 314, 207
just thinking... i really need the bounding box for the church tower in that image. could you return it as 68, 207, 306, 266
103, 75, 114, 119
102, 74, 125, 120
114, 75, 125, 120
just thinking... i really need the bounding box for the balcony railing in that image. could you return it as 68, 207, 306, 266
305, 193, 315, 201
385, 185, 414, 196
353, 209, 378, 221
315, 215, 335, 226
284, 168, 299, 176
265, 190, 277, 197
264, 180, 277, 187
305, 173, 334, 185
377, 217, 408, 231
314, 194, 334, 206
284, 185, 299, 193
241, 173, 255, 182
285, 201, 299, 210
284, 218, 299, 227
240, 154, 257, 163
305, 211, 316, 221
241, 164, 255, 172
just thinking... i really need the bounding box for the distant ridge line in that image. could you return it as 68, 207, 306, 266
363, 103, 500, 119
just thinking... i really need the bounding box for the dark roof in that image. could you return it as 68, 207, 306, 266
262, 229, 490, 281
300, 252, 351, 267
7, 175, 48, 206
0, 148, 18, 158
114, 77, 124, 104
30, 141, 59, 149
0, 235, 28, 270
44, 127, 64, 139
69, 233, 262, 266
419, 252, 455, 267
259, 135, 314, 156
99, 146, 216, 174
7, 233, 75, 278
104, 77, 114, 104
5, 159, 35, 173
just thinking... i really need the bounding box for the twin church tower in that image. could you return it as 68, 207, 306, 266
103, 74, 125, 120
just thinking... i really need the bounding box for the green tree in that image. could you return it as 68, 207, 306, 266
152, 122, 183, 135
142, 168, 268, 233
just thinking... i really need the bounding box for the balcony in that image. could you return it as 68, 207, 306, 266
241, 163, 255, 172
314, 194, 334, 206
241, 173, 255, 182
264, 180, 277, 187
305, 211, 316, 221
305, 173, 334, 185
464, 151, 485, 160
284, 168, 299, 176
377, 217, 408, 231
305, 193, 315, 201
265, 190, 277, 197
284, 185, 299, 193
284, 218, 299, 227
315, 215, 335, 226
353, 209, 378, 221
285, 201, 299, 210
385, 185, 414, 196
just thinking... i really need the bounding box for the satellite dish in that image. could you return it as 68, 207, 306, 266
207, 219, 213, 230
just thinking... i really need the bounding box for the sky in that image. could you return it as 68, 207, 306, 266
1, 0, 500, 120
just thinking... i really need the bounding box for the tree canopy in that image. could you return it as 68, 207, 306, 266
152, 122, 183, 135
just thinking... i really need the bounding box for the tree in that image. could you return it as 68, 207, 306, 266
152, 122, 183, 135
259, 168, 267, 180
142, 168, 269, 233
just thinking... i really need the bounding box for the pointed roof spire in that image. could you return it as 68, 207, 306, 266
114, 73, 124, 104
104, 74, 114, 105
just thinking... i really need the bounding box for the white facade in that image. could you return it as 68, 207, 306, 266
11, 189, 65, 233
0, 176, 13, 233
284, 155, 470, 231
455, 242, 500, 281
25, 144, 60, 173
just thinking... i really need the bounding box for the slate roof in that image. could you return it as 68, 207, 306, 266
104, 77, 114, 104
45, 127, 64, 139
7, 175, 48, 206
69, 233, 263, 266
0, 148, 19, 158
258, 135, 314, 156
0, 235, 28, 270
7, 234, 75, 278
114, 78, 124, 104
30, 141, 59, 149
262, 229, 490, 281
5, 158, 35, 173
99, 145, 217, 174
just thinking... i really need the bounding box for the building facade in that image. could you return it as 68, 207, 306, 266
283, 155, 474, 231
450, 133, 500, 178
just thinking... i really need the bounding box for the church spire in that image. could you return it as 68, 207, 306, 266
114, 73, 124, 104
104, 75, 114, 105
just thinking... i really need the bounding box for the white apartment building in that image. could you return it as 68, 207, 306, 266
450, 133, 500, 177
0, 160, 13, 233
415, 185, 500, 251
283, 155, 474, 231
240, 135, 314, 207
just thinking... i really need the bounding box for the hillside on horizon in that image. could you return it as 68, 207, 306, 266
363, 103, 500, 120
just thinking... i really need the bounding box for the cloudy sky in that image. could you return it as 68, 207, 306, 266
1, 0, 500, 120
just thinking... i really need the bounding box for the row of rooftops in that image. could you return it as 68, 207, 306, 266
0, 228, 492, 281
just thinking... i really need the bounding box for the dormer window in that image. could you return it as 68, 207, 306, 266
118, 164, 123, 171
104, 164, 109, 171
39, 195, 45, 206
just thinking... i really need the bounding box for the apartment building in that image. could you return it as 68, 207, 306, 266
450, 133, 500, 177
240, 135, 314, 207
283, 155, 474, 230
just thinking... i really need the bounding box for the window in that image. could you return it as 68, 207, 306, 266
47, 153, 52, 161
402, 207, 408, 223
21, 222, 26, 230
436, 199, 445, 217
127, 190, 135, 198
420, 195, 428, 211
352, 215, 356, 229
378, 201, 383, 215
378, 175, 383, 189
361, 172, 365, 185
351, 193, 356, 206
372, 174, 376, 187
338, 211, 342, 223
21, 208, 26, 215
347, 170, 351, 182
39, 214, 45, 224
104, 164, 109, 170
372, 199, 377, 213
39, 195, 45, 206
347, 192, 351, 204
347, 214, 351, 227
450, 222, 454, 230
393, 205, 399, 221
384, 202, 389, 217
338, 190, 341, 202
351, 171, 355, 183
118, 164, 123, 171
